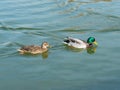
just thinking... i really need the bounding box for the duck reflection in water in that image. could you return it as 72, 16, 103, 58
64, 45, 97, 54
41, 51, 49, 59
18, 50, 49, 59
87, 47, 97, 54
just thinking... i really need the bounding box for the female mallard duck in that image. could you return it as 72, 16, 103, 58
63, 37, 98, 49
18, 42, 50, 54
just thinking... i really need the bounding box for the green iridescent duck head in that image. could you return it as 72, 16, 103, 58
87, 37, 98, 46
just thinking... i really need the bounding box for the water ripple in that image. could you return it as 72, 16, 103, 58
0, 0, 120, 88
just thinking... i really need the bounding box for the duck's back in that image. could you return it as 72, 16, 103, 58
20, 45, 45, 54
64, 37, 87, 48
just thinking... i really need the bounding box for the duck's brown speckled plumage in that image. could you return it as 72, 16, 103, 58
18, 42, 49, 54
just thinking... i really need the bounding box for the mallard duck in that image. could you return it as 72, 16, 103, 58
18, 42, 50, 54
63, 37, 98, 49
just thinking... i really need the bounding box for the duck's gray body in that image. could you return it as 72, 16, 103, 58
63, 37, 88, 49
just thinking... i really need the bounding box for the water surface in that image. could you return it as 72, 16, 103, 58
0, 0, 120, 90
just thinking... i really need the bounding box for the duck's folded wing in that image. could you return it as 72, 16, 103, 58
20, 45, 34, 51
64, 37, 84, 44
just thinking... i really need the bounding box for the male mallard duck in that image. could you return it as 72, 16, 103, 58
18, 42, 50, 54
63, 37, 98, 49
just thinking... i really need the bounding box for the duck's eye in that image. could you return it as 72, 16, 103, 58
45, 43, 49, 46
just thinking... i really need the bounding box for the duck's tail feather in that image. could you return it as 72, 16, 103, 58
64, 39, 70, 43
63, 37, 70, 44
17, 49, 22, 52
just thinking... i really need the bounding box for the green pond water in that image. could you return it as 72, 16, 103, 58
0, 0, 120, 90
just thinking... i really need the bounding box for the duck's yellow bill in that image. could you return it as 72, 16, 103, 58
93, 41, 98, 46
